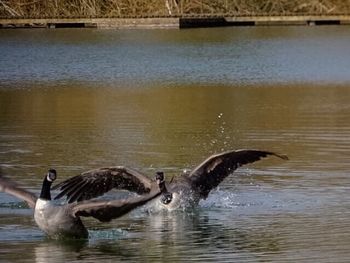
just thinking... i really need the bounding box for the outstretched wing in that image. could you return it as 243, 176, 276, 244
53, 166, 153, 203
186, 149, 288, 199
0, 170, 37, 209
71, 189, 161, 222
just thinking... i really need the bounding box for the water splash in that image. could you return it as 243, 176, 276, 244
199, 188, 263, 209
209, 112, 234, 152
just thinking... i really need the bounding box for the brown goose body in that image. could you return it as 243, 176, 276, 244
53, 149, 288, 211
0, 169, 163, 239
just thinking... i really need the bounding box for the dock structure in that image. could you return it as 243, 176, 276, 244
1, 15, 350, 29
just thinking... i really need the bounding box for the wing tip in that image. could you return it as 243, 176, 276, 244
234, 149, 289, 161
276, 153, 289, 160
268, 152, 289, 161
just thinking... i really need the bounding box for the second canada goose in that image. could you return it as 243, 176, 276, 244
53, 149, 288, 211
0, 169, 164, 239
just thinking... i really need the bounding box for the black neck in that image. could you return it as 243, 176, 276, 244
159, 181, 170, 194
39, 176, 53, 200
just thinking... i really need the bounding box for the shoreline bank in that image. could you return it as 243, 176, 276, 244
1, 15, 350, 29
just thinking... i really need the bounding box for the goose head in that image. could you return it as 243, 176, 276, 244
47, 169, 57, 182
39, 168, 57, 201
155, 171, 165, 187
155, 171, 173, 205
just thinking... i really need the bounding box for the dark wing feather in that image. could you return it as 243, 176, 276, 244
53, 166, 153, 203
186, 149, 288, 199
71, 189, 161, 222
0, 170, 37, 209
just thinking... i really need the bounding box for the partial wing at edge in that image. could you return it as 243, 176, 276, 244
0, 170, 37, 209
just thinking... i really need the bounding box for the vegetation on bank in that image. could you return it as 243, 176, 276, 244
1, 0, 350, 18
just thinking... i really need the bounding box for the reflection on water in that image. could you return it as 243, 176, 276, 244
1, 26, 350, 262
1, 26, 350, 87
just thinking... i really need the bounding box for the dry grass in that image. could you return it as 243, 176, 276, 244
1, 0, 350, 18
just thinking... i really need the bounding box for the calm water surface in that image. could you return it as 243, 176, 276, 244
1, 26, 350, 262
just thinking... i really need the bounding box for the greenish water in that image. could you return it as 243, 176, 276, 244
1, 26, 350, 262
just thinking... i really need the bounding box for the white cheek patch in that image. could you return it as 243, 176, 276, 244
47, 174, 54, 182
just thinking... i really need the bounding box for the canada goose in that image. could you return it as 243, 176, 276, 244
0, 168, 163, 239
53, 149, 288, 211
